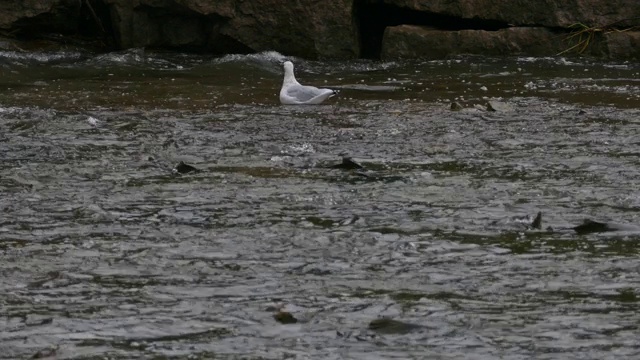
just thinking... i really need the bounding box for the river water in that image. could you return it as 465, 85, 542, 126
1, 49, 639, 359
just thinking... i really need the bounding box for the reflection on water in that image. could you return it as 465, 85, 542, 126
1, 50, 639, 359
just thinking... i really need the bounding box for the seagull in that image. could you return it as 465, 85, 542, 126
279, 61, 337, 105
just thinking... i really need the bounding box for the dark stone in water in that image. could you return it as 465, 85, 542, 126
274, 311, 297, 324
340, 215, 360, 226
31, 345, 58, 359
530, 211, 542, 229
368, 318, 422, 334
572, 217, 640, 234
574, 219, 614, 235
331, 157, 363, 170
173, 161, 199, 174
526, 212, 639, 235
450, 101, 463, 111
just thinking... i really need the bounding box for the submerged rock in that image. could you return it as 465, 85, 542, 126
450, 101, 463, 111
485, 101, 514, 112
531, 212, 542, 230
274, 311, 298, 324
572, 219, 640, 235
523, 212, 639, 235
573, 219, 611, 234
368, 318, 423, 334
331, 157, 364, 170
172, 161, 199, 174
30, 345, 58, 359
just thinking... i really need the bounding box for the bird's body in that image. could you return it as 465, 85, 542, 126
279, 61, 337, 105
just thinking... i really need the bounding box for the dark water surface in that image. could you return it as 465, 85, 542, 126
1, 49, 640, 359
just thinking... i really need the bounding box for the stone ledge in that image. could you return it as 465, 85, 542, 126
381, 25, 640, 59
604, 31, 640, 59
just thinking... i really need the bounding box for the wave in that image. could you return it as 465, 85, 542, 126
0, 50, 88, 66
212, 50, 287, 65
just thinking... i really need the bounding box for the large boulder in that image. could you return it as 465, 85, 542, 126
603, 31, 640, 59
0, 0, 639, 59
381, 26, 565, 59
380, 0, 640, 28
105, 0, 358, 58
370, 0, 640, 59
0, 0, 81, 34
380, 25, 640, 60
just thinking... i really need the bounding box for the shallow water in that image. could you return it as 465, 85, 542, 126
1, 49, 640, 359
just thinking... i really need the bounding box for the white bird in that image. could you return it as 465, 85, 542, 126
279, 61, 337, 105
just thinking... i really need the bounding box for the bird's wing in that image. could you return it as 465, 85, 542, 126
285, 84, 326, 103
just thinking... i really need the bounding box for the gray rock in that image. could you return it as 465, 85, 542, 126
1, 0, 639, 59
381, 26, 564, 59
486, 101, 514, 112
105, 0, 358, 58
383, 0, 640, 28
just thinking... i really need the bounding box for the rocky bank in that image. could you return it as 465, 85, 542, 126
0, 0, 639, 59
